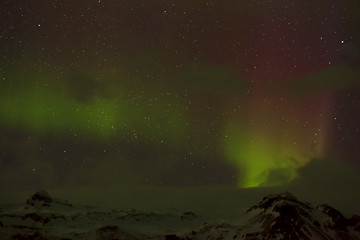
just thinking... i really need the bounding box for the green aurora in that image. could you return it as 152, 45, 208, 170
0, 65, 327, 188
0, 0, 359, 191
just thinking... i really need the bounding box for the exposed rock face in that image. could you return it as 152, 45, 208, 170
243, 192, 328, 239
25, 190, 72, 208
26, 191, 53, 207
237, 192, 360, 240
165, 234, 182, 240
180, 211, 197, 220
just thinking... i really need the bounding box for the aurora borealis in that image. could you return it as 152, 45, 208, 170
1, 0, 360, 191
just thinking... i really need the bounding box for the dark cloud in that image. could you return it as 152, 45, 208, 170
261, 167, 297, 187
292, 158, 359, 190
288, 158, 360, 215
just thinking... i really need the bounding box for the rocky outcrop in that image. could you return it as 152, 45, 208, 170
25, 191, 72, 208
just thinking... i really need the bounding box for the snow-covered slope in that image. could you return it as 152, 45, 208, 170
183, 191, 360, 240
238, 191, 360, 240
0, 191, 359, 239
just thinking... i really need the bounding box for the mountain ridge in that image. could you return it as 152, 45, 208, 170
0, 190, 359, 239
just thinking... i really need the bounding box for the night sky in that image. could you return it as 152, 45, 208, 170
1, 0, 360, 192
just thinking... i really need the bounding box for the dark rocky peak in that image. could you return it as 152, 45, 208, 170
350, 215, 360, 232
25, 190, 72, 208
26, 190, 53, 207
241, 193, 360, 240
318, 204, 346, 224
318, 204, 360, 231
180, 211, 197, 220
247, 191, 312, 214
244, 193, 335, 239
350, 215, 360, 226
318, 204, 344, 218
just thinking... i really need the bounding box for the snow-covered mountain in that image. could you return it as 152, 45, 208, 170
182, 191, 360, 240
239, 191, 360, 240
0, 191, 359, 239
